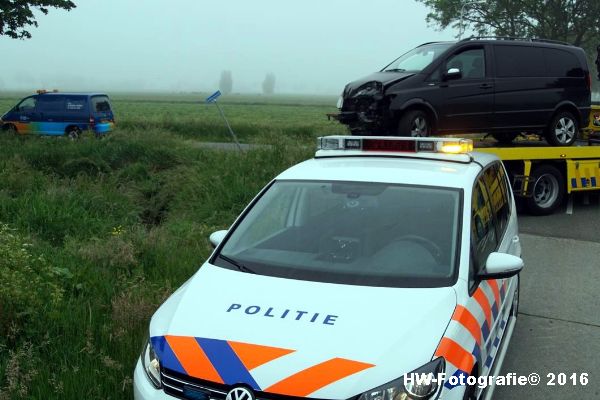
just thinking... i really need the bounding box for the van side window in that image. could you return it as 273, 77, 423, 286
37, 96, 64, 113
65, 97, 86, 112
446, 48, 485, 79
482, 163, 510, 239
471, 178, 497, 270
91, 96, 112, 113
544, 48, 584, 77
16, 97, 36, 112
494, 45, 545, 77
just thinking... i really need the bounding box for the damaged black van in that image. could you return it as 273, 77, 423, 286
334, 37, 591, 146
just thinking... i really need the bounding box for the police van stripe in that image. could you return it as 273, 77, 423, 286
473, 288, 493, 329
165, 335, 224, 383
196, 337, 261, 390
151, 336, 186, 375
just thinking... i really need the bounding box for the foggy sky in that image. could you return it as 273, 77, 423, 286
0, 0, 457, 94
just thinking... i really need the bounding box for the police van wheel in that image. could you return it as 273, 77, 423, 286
66, 127, 81, 140
546, 111, 578, 146
525, 164, 565, 215
397, 110, 431, 137
4, 124, 18, 135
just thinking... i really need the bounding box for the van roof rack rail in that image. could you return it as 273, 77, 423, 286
460, 36, 573, 46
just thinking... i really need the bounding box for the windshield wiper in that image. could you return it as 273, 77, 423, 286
385, 68, 407, 72
219, 254, 256, 274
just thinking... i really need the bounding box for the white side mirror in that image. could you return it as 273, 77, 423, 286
209, 230, 228, 249
479, 252, 524, 279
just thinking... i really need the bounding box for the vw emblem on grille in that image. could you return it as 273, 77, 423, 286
226, 387, 255, 400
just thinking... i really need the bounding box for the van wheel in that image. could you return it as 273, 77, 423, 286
492, 133, 518, 144
4, 124, 18, 136
397, 110, 431, 137
546, 111, 578, 146
526, 164, 565, 215
66, 126, 81, 140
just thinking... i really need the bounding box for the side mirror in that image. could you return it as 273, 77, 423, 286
444, 67, 462, 81
209, 230, 228, 249
478, 252, 523, 280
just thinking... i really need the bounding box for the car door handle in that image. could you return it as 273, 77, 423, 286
479, 83, 493, 89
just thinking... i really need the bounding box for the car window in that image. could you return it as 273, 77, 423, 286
65, 97, 87, 112
383, 42, 453, 72
445, 48, 486, 79
91, 96, 112, 113
216, 180, 462, 288
37, 96, 64, 113
544, 48, 584, 77
495, 45, 545, 77
482, 163, 510, 239
471, 177, 497, 270
16, 97, 36, 112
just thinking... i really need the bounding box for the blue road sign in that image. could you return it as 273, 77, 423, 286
206, 90, 222, 103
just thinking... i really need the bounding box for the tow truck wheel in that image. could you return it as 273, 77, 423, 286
526, 164, 565, 215
546, 111, 578, 146
397, 110, 431, 137
492, 133, 518, 145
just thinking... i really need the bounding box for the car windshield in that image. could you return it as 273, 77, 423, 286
215, 180, 461, 288
383, 43, 454, 73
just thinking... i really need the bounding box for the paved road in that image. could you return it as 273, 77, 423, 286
495, 192, 600, 399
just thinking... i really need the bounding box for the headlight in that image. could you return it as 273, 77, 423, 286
141, 338, 161, 388
358, 358, 445, 400
337, 95, 344, 109
355, 81, 383, 97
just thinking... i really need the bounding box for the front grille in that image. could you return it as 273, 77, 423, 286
161, 368, 227, 399
160, 368, 335, 400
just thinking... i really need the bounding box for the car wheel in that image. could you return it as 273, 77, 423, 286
492, 133, 518, 145
546, 111, 578, 146
525, 164, 565, 215
4, 124, 18, 135
397, 110, 431, 137
66, 126, 81, 140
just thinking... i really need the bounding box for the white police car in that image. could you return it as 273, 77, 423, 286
134, 136, 522, 400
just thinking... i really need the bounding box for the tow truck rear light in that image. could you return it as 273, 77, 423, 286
318, 136, 473, 155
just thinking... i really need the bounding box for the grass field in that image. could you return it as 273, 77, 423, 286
0, 92, 344, 399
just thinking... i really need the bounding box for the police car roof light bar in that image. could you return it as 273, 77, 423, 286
317, 136, 474, 155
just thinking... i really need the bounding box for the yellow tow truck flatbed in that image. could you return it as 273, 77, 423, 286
472, 136, 600, 215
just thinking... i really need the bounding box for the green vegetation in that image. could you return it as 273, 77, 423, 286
0, 92, 343, 399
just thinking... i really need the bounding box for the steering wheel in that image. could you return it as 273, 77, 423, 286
395, 234, 444, 264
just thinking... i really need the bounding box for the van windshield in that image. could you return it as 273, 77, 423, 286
383, 43, 453, 73
215, 180, 461, 288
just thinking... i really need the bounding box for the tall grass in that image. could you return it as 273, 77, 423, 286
0, 93, 319, 399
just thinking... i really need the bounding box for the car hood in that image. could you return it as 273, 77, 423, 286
150, 263, 456, 399
345, 71, 415, 96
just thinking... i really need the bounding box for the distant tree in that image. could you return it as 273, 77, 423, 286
262, 73, 276, 95
219, 70, 233, 95
0, 0, 76, 39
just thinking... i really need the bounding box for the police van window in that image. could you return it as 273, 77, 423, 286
215, 180, 462, 288
494, 45, 545, 77
16, 97, 36, 111
91, 96, 112, 113
482, 163, 510, 238
445, 48, 485, 79
544, 48, 584, 77
65, 97, 86, 112
37, 96, 64, 113
472, 178, 497, 269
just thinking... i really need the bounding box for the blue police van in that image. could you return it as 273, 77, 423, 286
1, 91, 115, 138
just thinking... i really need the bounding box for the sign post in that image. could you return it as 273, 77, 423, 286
206, 90, 242, 151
